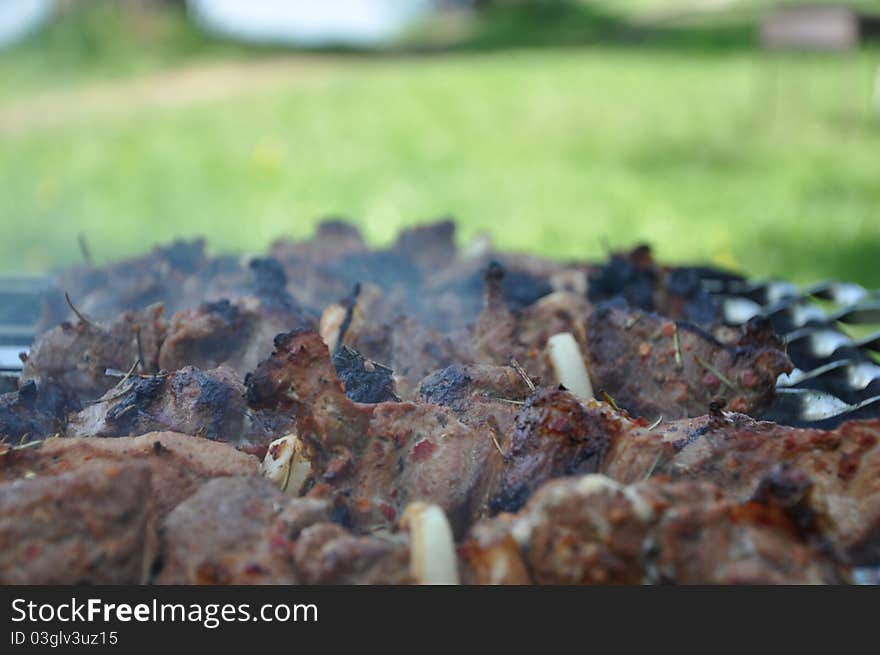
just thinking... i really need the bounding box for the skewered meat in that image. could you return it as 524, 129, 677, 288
491, 388, 611, 514
21, 303, 166, 402
462, 474, 848, 584
0, 461, 156, 584
0, 380, 80, 443
418, 363, 532, 436
158, 296, 310, 378
246, 329, 500, 535
0, 432, 259, 517
157, 476, 413, 585
156, 476, 301, 585
587, 245, 726, 324
595, 409, 880, 563
586, 302, 791, 419
6, 221, 878, 585
67, 366, 285, 444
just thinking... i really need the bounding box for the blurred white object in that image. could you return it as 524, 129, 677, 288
187, 0, 434, 47
759, 7, 859, 51
0, 0, 53, 48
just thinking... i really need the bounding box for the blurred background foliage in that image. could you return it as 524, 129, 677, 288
0, 0, 878, 286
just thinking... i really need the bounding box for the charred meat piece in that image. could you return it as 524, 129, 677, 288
0, 432, 259, 517
246, 329, 374, 450
664, 416, 880, 565
333, 346, 398, 404
588, 245, 657, 313
0, 380, 80, 443
471, 262, 520, 367
68, 366, 282, 444
37, 240, 209, 330
37, 240, 296, 331
0, 462, 156, 584
418, 363, 532, 436
248, 257, 302, 312
492, 389, 611, 514
392, 220, 458, 276
586, 303, 791, 419
587, 245, 726, 324
390, 316, 461, 399
22, 303, 166, 402
463, 475, 847, 584
159, 296, 309, 378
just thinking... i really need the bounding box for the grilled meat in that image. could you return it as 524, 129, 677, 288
491, 388, 611, 514
159, 296, 310, 378
22, 303, 166, 402
67, 366, 285, 444
0, 432, 258, 517
0, 461, 157, 584
156, 476, 301, 585
587, 245, 728, 324
586, 302, 791, 420
462, 474, 847, 584
6, 221, 877, 585
157, 476, 413, 584
418, 363, 532, 436
0, 380, 80, 443
247, 329, 500, 536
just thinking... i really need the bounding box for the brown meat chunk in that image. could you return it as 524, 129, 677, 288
492, 389, 612, 514
598, 411, 880, 564
463, 475, 847, 585
0, 381, 80, 443
158, 296, 308, 377
586, 303, 791, 419
292, 523, 412, 585
22, 303, 167, 402
245, 329, 373, 450
158, 478, 411, 585
0, 462, 156, 584
390, 316, 461, 399
247, 329, 500, 536
0, 432, 259, 517
340, 401, 499, 536
156, 476, 299, 584
67, 366, 282, 445
418, 363, 531, 435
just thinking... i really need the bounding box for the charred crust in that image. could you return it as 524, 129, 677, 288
418, 366, 473, 410
332, 346, 397, 404
105, 376, 166, 434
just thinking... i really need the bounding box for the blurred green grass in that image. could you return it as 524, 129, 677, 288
0, 1, 878, 287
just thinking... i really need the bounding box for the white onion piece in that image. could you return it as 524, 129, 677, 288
319, 303, 346, 353
259, 434, 311, 496
402, 503, 460, 585
546, 332, 594, 400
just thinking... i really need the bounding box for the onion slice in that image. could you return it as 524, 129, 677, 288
259, 434, 311, 496
546, 332, 594, 400
401, 503, 460, 585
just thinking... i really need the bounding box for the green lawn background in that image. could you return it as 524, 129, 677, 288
0, 1, 878, 286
